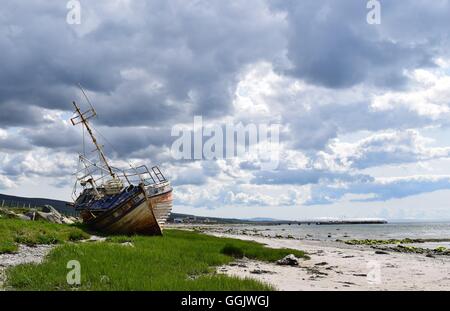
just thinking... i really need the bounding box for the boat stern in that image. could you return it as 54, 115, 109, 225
145, 182, 173, 231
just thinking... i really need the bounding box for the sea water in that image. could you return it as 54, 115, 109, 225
225, 222, 450, 249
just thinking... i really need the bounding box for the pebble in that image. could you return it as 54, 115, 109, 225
250, 269, 275, 275
375, 250, 389, 255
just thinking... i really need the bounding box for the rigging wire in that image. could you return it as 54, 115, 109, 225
82, 122, 86, 157
77, 83, 96, 112
91, 124, 141, 176
73, 84, 144, 185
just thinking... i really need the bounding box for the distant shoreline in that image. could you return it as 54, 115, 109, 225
170, 219, 388, 226
168, 212, 388, 225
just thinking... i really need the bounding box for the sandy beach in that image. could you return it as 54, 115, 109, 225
211, 233, 450, 291
212, 232, 450, 291
166, 224, 450, 291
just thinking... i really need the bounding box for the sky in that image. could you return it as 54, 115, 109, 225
1, 0, 450, 221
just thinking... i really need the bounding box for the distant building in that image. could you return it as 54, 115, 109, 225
203, 218, 217, 224
183, 216, 197, 223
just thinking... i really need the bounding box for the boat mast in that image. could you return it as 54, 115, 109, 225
71, 101, 116, 179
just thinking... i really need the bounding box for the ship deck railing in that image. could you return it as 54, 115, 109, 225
75, 156, 168, 189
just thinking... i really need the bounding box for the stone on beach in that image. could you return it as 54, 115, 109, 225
375, 250, 389, 255
250, 269, 276, 275
276, 254, 299, 266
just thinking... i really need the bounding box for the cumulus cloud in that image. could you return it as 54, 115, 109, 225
306, 175, 450, 205
341, 130, 450, 169
0, 174, 16, 190
252, 168, 373, 186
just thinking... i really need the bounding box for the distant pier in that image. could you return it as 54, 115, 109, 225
302, 220, 388, 225
258, 220, 388, 226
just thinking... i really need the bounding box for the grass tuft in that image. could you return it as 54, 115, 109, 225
221, 244, 244, 258
221, 241, 308, 262
0, 218, 90, 253
0, 239, 18, 254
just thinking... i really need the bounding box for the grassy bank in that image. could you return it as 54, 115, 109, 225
1, 219, 307, 291
0, 218, 89, 254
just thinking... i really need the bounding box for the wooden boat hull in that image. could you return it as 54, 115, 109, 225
80, 185, 172, 235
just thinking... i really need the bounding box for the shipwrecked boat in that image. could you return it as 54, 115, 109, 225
70, 94, 173, 235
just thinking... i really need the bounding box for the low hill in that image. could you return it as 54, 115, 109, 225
0, 193, 76, 216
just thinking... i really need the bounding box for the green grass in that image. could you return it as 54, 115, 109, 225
4, 226, 308, 291
0, 218, 90, 254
